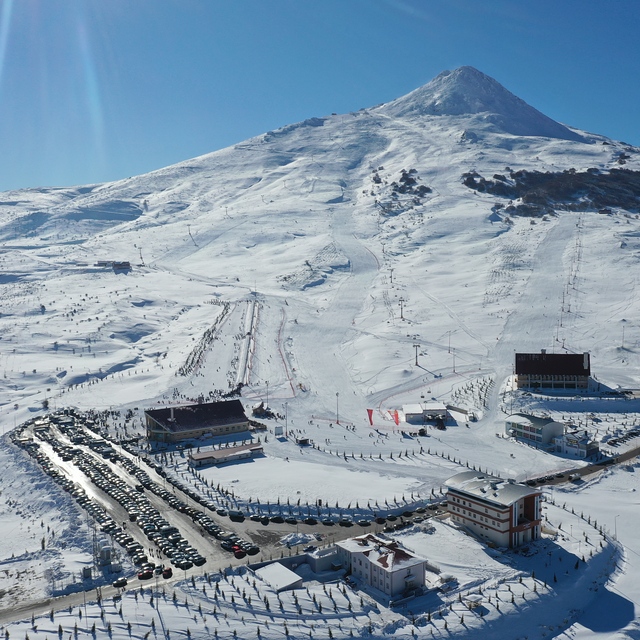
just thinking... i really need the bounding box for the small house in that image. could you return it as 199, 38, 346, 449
335, 534, 428, 598
189, 443, 263, 467
553, 431, 599, 458
505, 413, 564, 445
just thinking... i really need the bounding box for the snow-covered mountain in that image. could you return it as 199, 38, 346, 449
1, 64, 639, 417
2, 65, 640, 638
0, 66, 638, 417
378, 66, 586, 140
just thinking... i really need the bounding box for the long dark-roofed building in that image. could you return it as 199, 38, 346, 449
145, 400, 249, 443
515, 349, 590, 390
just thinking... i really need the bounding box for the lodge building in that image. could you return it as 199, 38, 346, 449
515, 350, 590, 390
145, 400, 249, 443
445, 471, 542, 548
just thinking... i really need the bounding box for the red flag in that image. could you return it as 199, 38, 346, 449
393, 410, 400, 426
367, 409, 374, 426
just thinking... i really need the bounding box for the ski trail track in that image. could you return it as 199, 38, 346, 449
289, 209, 380, 416
483, 214, 579, 429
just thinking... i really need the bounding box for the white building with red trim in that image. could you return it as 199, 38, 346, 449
445, 471, 542, 548
335, 534, 427, 598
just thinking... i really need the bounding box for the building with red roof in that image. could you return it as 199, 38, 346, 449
335, 534, 427, 598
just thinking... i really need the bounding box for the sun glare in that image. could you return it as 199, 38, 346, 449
76, 16, 105, 160
0, 0, 14, 96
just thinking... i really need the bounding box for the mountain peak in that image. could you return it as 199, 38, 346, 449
379, 66, 583, 141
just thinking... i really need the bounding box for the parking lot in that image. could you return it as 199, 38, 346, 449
12, 411, 449, 596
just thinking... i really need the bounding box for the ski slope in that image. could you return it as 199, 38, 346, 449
1, 67, 640, 638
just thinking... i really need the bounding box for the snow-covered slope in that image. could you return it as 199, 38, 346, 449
1, 67, 640, 637
378, 66, 585, 140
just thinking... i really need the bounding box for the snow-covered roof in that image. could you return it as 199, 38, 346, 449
445, 471, 540, 507
506, 413, 557, 427
336, 534, 425, 573
403, 404, 424, 415
422, 402, 448, 412
190, 443, 263, 463
255, 562, 303, 592
556, 431, 595, 445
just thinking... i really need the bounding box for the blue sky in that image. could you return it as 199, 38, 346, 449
1, 0, 638, 191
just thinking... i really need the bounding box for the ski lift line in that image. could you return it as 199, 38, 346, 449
235, 299, 258, 387
410, 274, 491, 352
373, 364, 492, 415
242, 323, 257, 387
277, 306, 297, 396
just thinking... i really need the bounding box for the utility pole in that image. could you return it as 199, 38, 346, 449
336, 392, 340, 425
390, 268, 394, 285
413, 343, 420, 366
284, 402, 288, 436
266, 380, 269, 408
399, 298, 405, 320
